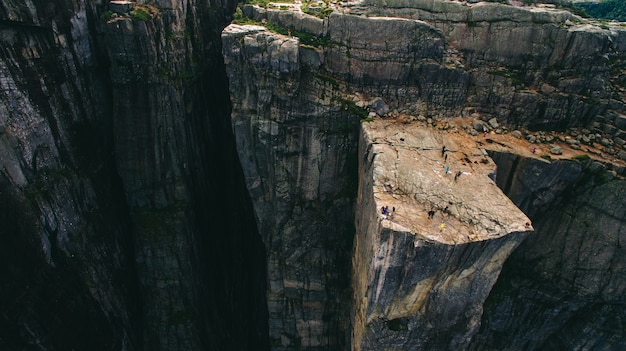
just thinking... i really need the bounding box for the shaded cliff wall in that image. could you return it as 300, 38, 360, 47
101, 1, 270, 349
1, 0, 269, 350
0, 1, 138, 349
471, 152, 626, 350
223, 25, 360, 350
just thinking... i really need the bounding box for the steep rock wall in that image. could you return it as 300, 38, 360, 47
0, 1, 138, 349
353, 121, 532, 351
0, 0, 269, 350
225, 2, 626, 349
246, 0, 626, 157
471, 153, 626, 350
223, 24, 360, 350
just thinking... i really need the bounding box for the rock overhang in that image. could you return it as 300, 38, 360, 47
362, 119, 533, 245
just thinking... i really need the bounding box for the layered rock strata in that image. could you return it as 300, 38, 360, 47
243, 0, 626, 159
353, 120, 532, 350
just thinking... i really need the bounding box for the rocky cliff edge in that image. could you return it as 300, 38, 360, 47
352, 120, 532, 350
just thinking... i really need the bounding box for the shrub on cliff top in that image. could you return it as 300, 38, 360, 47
131, 7, 151, 21
575, 0, 626, 22
265, 21, 330, 47
101, 10, 114, 21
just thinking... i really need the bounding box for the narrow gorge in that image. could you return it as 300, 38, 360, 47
1, 0, 625, 350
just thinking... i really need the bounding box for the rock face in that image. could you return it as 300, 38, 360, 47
223, 24, 361, 349
0, 0, 268, 350
471, 153, 626, 350
3, 0, 626, 349
353, 121, 532, 350
224, 1, 626, 350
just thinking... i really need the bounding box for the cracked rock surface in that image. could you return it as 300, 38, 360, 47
365, 120, 532, 244
352, 119, 533, 350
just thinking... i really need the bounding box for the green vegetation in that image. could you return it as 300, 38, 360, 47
230, 15, 330, 46
569, 6, 591, 19
264, 21, 330, 47
232, 4, 260, 25
337, 98, 368, 119
131, 7, 152, 21
488, 68, 526, 89
246, 0, 272, 7
101, 10, 114, 21
164, 29, 176, 41
300, 0, 334, 19
575, 0, 626, 22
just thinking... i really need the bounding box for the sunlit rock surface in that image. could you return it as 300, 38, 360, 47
352, 120, 532, 350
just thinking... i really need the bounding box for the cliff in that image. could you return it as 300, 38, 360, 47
352, 120, 532, 350
223, 23, 360, 349
1, 0, 268, 350
223, 0, 626, 349
2, 0, 626, 350
472, 150, 626, 350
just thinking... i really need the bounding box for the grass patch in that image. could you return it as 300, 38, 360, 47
246, 0, 271, 7
265, 21, 330, 47
101, 10, 114, 21
301, 0, 334, 18
131, 7, 152, 21
337, 98, 368, 119
488, 68, 526, 88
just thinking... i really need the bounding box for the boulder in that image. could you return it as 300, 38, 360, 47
488, 117, 499, 128
473, 121, 487, 132
615, 114, 626, 130
369, 97, 390, 116
550, 145, 563, 155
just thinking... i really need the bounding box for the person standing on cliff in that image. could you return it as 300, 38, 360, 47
441, 145, 446, 158
454, 171, 462, 181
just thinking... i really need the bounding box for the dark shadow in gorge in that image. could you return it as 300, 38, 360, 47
470, 151, 626, 350
185, 56, 270, 350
